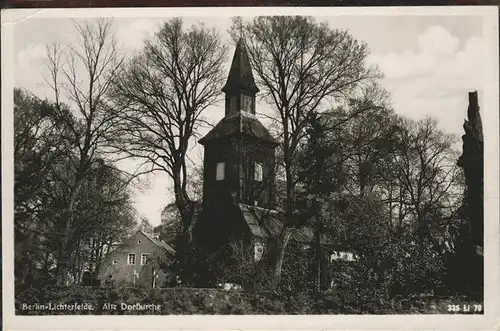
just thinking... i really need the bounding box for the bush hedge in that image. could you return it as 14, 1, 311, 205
15, 285, 481, 315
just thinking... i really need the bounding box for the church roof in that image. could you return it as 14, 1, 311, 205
198, 113, 278, 145
237, 203, 332, 244
222, 39, 259, 94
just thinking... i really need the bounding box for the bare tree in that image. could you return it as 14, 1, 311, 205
44, 18, 124, 284
390, 117, 462, 250
110, 18, 228, 242
156, 203, 183, 244
138, 217, 154, 234
231, 16, 381, 287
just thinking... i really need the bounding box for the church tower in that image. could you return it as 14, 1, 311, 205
198, 39, 278, 212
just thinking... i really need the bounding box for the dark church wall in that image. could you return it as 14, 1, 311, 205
202, 135, 276, 209
197, 132, 276, 254
193, 194, 253, 252
202, 138, 240, 206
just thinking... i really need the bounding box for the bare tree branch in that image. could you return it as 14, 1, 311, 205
110, 17, 228, 239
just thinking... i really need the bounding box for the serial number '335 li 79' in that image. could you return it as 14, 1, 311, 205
447, 304, 483, 313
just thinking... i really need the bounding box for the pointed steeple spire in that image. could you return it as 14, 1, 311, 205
222, 39, 259, 95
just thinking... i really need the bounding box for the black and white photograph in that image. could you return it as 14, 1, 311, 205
2, 6, 499, 330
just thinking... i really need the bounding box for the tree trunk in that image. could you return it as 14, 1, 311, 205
458, 91, 483, 249
272, 227, 293, 289
19, 231, 36, 285
314, 203, 322, 292
95, 239, 105, 277
173, 162, 193, 239
271, 143, 296, 289
56, 180, 83, 285
388, 185, 393, 229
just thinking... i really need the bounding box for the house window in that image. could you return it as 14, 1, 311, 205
128, 253, 136, 265
254, 163, 263, 181
112, 260, 117, 265
138, 240, 142, 244
141, 253, 150, 265
216, 162, 225, 181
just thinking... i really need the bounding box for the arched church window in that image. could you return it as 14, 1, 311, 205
241, 93, 253, 113
254, 162, 263, 182
216, 162, 225, 181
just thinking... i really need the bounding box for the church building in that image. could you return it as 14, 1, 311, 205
193, 40, 355, 278
193, 39, 282, 259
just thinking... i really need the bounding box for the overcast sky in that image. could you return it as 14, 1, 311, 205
12, 12, 487, 226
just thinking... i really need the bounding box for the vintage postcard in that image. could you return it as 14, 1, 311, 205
2, 6, 499, 330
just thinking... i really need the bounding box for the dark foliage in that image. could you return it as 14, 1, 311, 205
14, 88, 136, 287
16, 285, 480, 315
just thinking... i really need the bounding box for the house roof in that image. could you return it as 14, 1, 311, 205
222, 39, 259, 95
140, 230, 176, 255
237, 203, 332, 245
198, 113, 278, 145
100, 231, 176, 269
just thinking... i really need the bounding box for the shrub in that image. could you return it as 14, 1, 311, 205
15, 285, 479, 315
